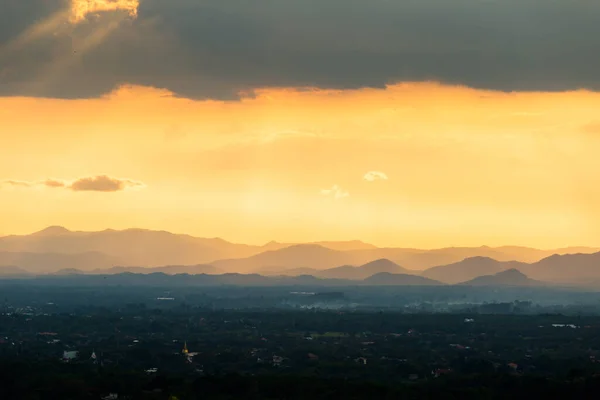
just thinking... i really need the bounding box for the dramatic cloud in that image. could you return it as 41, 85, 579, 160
321, 185, 349, 200
2, 175, 145, 192
363, 171, 389, 182
1, 0, 600, 100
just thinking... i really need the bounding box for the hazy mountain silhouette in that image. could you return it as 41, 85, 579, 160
32, 226, 72, 236
261, 240, 376, 252
0, 265, 31, 277
363, 272, 442, 286
0, 227, 260, 267
519, 252, 600, 284
7, 271, 443, 287
459, 268, 542, 286
27, 272, 347, 287
212, 244, 356, 273
2, 226, 599, 275
318, 259, 409, 280
269, 259, 410, 280
0, 251, 120, 273
344, 246, 566, 270
87, 264, 221, 275
0, 227, 379, 269
422, 252, 600, 286
309, 241, 377, 251
218, 246, 578, 274
52, 268, 86, 276
422, 257, 528, 284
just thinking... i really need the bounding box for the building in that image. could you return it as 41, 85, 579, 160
62, 350, 79, 362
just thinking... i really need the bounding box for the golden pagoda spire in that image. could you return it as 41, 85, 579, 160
182, 341, 188, 354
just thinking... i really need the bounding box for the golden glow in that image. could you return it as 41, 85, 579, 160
2, 82, 600, 248
69, 0, 139, 23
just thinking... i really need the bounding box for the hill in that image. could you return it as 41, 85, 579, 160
11, 272, 354, 287
212, 244, 355, 273
0, 227, 377, 271
3, 226, 598, 275
87, 264, 221, 275
422, 257, 527, 284
459, 269, 542, 286
0, 251, 121, 274
0, 227, 261, 267
320, 259, 409, 280
363, 273, 442, 286
261, 240, 376, 252
0, 265, 31, 277
270, 259, 409, 280
0, 270, 444, 287
344, 246, 559, 270
217, 245, 553, 275
520, 252, 600, 284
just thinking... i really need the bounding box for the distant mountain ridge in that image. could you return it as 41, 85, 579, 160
261, 240, 377, 252
268, 259, 409, 280
0, 227, 260, 267
459, 269, 542, 286
520, 252, 600, 284
5, 250, 600, 288
422, 257, 528, 284
53, 264, 221, 276
422, 252, 600, 285
0, 271, 443, 287
0, 265, 30, 277
212, 244, 357, 273
0, 251, 121, 274
0, 227, 598, 279
364, 272, 441, 286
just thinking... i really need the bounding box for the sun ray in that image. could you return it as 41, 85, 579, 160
29, 17, 123, 94
0, 10, 70, 56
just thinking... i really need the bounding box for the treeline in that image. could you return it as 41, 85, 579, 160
2, 360, 600, 400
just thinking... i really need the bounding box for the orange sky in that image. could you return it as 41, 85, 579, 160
2, 82, 600, 248
2, 1, 600, 248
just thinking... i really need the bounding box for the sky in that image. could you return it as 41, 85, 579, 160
1, 0, 600, 248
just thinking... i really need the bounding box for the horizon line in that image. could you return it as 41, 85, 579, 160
1, 225, 597, 252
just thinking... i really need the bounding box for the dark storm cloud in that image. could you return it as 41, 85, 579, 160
1, 0, 600, 100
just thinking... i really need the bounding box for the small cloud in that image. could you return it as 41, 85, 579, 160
363, 171, 389, 182
3, 180, 36, 188
2, 175, 145, 192
43, 179, 67, 188
321, 184, 349, 200
69, 175, 145, 192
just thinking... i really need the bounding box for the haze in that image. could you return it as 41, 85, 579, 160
2, 0, 600, 250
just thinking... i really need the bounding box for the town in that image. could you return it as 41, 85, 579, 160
3, 284, 600, 399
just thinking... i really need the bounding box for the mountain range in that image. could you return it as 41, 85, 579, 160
421, 253, 600, 285
263, 259, 409, 280
0, 227, 599, 286
422, 257, 528, 284
0, 270, 443, 287
1, 227, 597, 272
0, 268, 544, 288
459, 269, 542, 287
